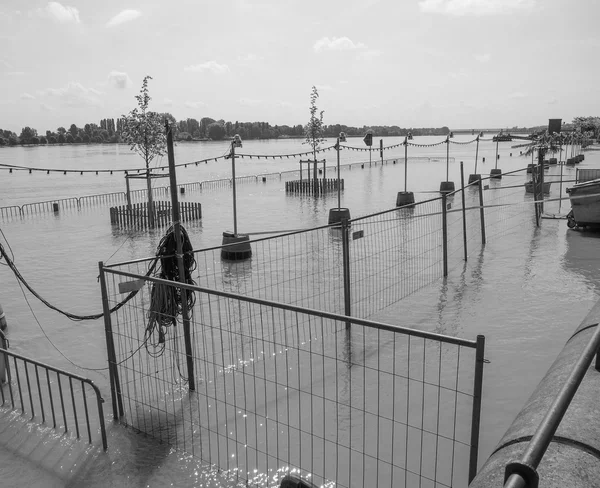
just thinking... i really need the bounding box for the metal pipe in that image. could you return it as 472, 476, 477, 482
341, 218, 352, 329
446, 137, 450, 180
442, 194, 448, 277
478, 179, 486, 245
474, 136, 480, 174
231, 140, 238, 236
461, 162, 468, 261
404, 137, 408, 193
469, 335, 486, 483
337, 137, 341, 210
495, 140, 499, 169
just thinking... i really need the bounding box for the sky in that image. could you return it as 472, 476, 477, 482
1, 0, 600, 134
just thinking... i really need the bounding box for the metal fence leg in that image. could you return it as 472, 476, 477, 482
469, 335, 486, 483
460, 162, 468, 261
442, 194, 448, 277
478, 179, 486, 245
98, 261, 124, 418
341, 218, 352, 329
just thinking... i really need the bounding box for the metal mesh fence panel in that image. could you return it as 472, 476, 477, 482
101, 269, 484, 488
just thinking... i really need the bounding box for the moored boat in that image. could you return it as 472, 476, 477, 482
566, 178, 600, 228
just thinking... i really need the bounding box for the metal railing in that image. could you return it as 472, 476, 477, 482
99, 265, 485, 488
503, 324, 600, 488
0, 332, 108, 450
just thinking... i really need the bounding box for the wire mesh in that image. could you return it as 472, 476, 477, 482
101, 269, 482, 488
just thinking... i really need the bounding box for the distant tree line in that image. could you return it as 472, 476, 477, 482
3, 115, 595, 147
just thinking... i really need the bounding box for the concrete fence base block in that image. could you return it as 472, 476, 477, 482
439, 181, 455, 193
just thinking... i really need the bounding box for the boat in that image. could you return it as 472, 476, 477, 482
566, 178, 600, 228
493, 134, 513, 142
524, 180, 551, 194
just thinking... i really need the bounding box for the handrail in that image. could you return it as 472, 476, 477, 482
0, 345, 108, 450
503, 323, 600, 488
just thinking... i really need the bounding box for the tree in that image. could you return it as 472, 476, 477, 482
84, 124, 92, 136
207, 122, 226, 140
304, 86, 325, 190
120, 75, 167, 226
57, 133, 66, 144
19, 126, 37, 142
66, 134, 74, 143
68, 124, 78, 137
57, 127, 66, 135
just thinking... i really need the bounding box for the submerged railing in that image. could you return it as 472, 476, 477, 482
0, 331, 108, 450
99, 266, 486, 487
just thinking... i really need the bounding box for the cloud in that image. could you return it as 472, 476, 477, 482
39, 82, 102, 107
107, 70, 132, 89
508, 92, 527, 99
239, 98, 262, 106
314, 36, 366, 52
8, 71, 25, 76
475, 53, 491, 62
548, 98, 558, 105
418, 0, 534, 16
185, 101, 205, 109
106, 9, 141, 27
163, 98, 173, 106
238, 53, 262, 64
38, 2, 81, 24
357, 49, 381, 60
315, 84, 333, 91
184, 61, 230, 74
277, 101, 293, 108
20, 93, 35, 100
40, 102, 54, 111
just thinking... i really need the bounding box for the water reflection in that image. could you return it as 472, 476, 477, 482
563, 229, 600, 294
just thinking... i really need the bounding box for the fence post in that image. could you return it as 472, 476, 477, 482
166, 124, 195, 391
442, 194, 448, 277
478, 179, 486, 245
460, 161, 468, 261
98, 261, 124, 418
469, 334, 486, 483
341, 218, 352, 329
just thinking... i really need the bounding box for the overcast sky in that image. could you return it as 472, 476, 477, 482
1, 0, 599, 134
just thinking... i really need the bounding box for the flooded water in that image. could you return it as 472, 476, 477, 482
1, 137, 599, 487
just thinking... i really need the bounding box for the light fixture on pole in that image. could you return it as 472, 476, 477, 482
221, 133, 252, 260
396, 134, 415, 207
468, 131, 484, 184
439, 134, 455, 193
491, 132, 502, 179
328, 132, 351, 225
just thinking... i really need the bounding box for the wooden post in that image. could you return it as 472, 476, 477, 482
166, 122, 195, 391
460, 162, 468, 261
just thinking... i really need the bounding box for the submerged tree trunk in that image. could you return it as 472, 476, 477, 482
313, 148, 318, 195
146, 164, 155, 228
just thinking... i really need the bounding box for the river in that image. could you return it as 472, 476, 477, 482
0, 136, 599, 487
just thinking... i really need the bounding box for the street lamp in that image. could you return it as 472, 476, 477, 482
469, 131, 484, 184
396, 134, 415, 207
439, 134, 455, 193
221, 133, 252, 260
328, 132, 351, 225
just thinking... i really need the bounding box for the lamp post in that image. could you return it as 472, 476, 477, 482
490, 133, 502, 178
221, 134, 252, 260
468, 131, 484, 184
328, 132, 351, 225
439, 134, 455, 193
396, 134, 415, 207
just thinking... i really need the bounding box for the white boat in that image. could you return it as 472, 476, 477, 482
566, 178, 600, 228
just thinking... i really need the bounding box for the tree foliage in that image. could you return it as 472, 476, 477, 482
120, 75, 167, 168
207, 122, 226, 140
572, 116, 600, 139
304, 86, 325, 154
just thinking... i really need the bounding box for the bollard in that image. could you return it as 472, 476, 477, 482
483, 157, 486, 162
510, 152, 512, 156
468, 174, 481, 184
396, 191, 415, 207
490, 168, 502, 179
440, 181, 455, 193
328, 207, 351, 225
221, 232, 252, 260
361, 164, 364, 169
180, 187, 185, 194
53, 202, 59, 212
262, 177, 267, 183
